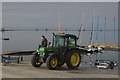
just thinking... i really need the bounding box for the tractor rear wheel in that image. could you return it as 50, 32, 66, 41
66, 50, 81, 69
46, 54, 59, 70
31, 52, 43, 67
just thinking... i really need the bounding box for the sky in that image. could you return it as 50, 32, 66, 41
2, 2, 118, 30
1, 0, 120, 2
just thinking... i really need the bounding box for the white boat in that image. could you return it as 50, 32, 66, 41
95, 60, 117, 69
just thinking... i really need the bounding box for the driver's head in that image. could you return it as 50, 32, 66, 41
41, 35, 45, 39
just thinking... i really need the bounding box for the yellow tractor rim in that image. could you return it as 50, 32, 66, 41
50, 58, 58, 68
71, 53, 80, 67
36, 61, 41, 65
36, 58, 41, 65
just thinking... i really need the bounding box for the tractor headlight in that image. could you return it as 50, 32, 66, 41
37, 50, 39, 52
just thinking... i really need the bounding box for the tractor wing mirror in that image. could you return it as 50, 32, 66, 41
49, 42, 51, 45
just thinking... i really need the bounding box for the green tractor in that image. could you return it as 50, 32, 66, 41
31, 33, 83, 70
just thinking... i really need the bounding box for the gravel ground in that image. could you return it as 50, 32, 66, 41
1, 60, 118, 78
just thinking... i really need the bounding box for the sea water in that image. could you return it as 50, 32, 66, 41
2, 31, 118, 69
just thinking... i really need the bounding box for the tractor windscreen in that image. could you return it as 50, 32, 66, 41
54, 36, 65, 47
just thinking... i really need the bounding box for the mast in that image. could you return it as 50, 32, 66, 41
89, 16, 93, 44
96, 16, 99, 43
104, 16, 107, 44
89, 11, 95, 44
79, 8, 84, 45
113, 16, 116, 45
78, 26, 81, 39
58, 8, 63, 33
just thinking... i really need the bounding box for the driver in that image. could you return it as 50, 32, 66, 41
39, 35, 48, 49
41, 35, 48, 47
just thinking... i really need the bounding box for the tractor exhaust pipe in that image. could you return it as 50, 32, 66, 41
52, 33, 55, 47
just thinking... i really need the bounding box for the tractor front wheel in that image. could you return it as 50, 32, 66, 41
46, 54, 59, 70
58, 61, 64, 67
66, 50, 81, 69
31, 52, 43, 67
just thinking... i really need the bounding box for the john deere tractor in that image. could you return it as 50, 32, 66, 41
31, 33, 83, 70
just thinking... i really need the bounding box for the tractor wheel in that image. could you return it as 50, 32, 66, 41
17, 59, 20, 64
46, 54, 59, 70
66, 50, 81, 69
21, 56, 23, 61
58, 61, 64, 67
31, 52, 43, 67
109, 61, 114, 69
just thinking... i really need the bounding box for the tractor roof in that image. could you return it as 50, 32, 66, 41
55, 33, 77, 38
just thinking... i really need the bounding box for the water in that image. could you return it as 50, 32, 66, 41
81, 52, 118, 69
2, 31, 118, 66
2, 30, 118, 51
2, 31, 83, 51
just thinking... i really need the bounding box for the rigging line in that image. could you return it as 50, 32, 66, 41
79, 8, 84, 45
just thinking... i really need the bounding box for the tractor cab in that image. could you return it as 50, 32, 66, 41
52, 33, 78, 48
